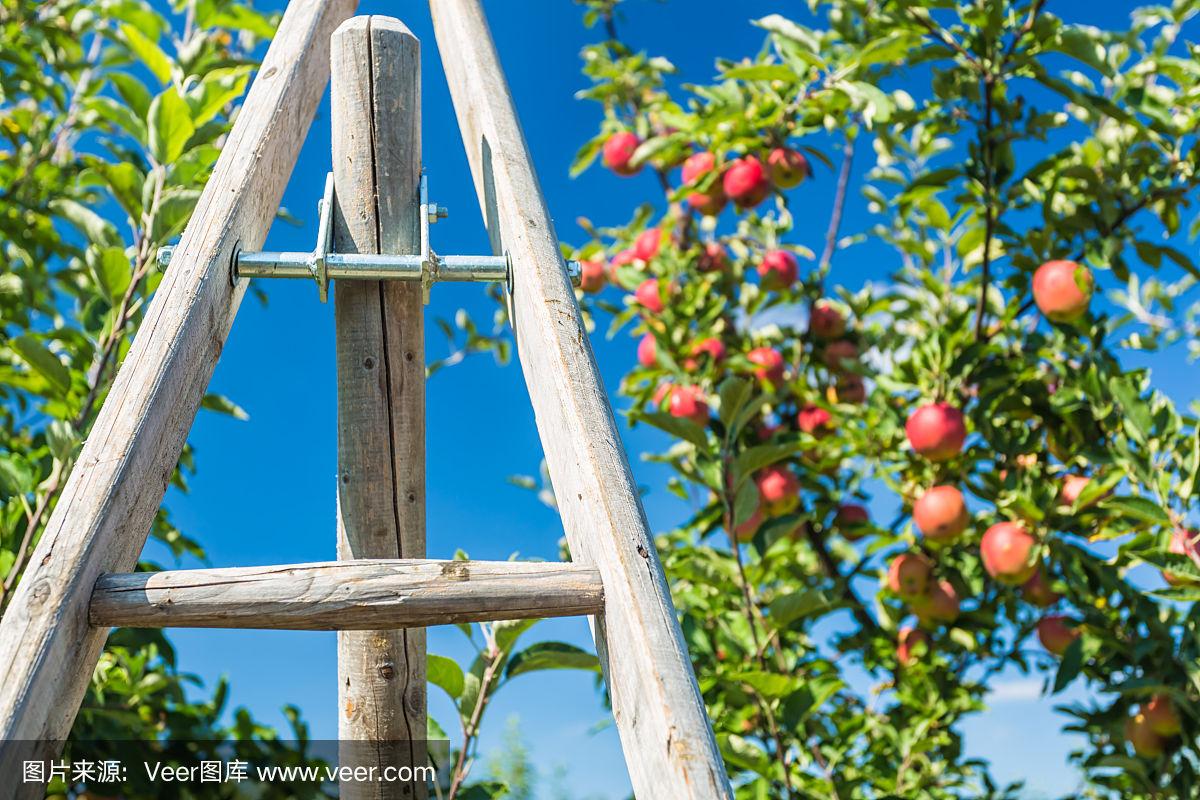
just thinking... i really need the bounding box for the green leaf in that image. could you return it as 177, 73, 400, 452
780, 676, 844, 728
504, 641, 599, 679
640, 411, 708, 448
732, 441, 803, 489
195, 3, 278, 38
200, 394, 249, 420
493, 617, 539, 654
721, 64, 795, 82
50, 199, 121, 246
1098, 496, 1170, 527
458, 782, 509, 800
0, 453, 35, 497
1054, 26, 1111, 76
110, 72, 152, 120
90, 246, 132, 302
731, 670, 797, 699
569, 132, 605, 178
186, 66, 252, 127
121, 23, 173, 85
427, 714, 448, 741
148, 87, 195, 165
1052, 637, 1084, 694
732, 476, 759, 528
427, 654, 465, 700
717, 377, 753, 429
1180, 427, 1200, 500
12, 335, 71, 396
1108, 375, 1153, 443
767, 590, 831, 629
84, 161, 144, 221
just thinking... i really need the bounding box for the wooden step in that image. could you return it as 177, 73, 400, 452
90, 559, 603, 630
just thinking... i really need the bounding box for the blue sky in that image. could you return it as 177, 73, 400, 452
145, 2, 1196, 797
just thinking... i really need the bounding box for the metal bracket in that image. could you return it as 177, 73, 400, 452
156, 172, 580, 304
314, 172, 334, 303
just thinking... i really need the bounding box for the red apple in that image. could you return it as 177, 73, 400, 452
981, 522, 1038, 584
756, 466, 799, 506
1126, 712, 1167, 758
897, 625, 930, 667
797, 404, 832, 436
1059, 474, 1095, 508
837, 503, 870, 540
668, 385, 709, 427
766, 147, 810, 189
887, 552, 932, 598
697, 242, 728, 272
1164, 527, 1200, 586
603, 131, 642, 176
905, 402, 966, 461
685, 337, 726, 370
747, 347, 785, 385
1021, 568, 1061, 608
809, 301, 846, 340
681, 151, 727, 216
722, 155, 771, 208
651, 382, 671, 408
634, 228, 662, 262
637, 333, 657, 368
1037, 614, 1080, 656
822, 340, 859, 372
913, 485, 969, 543
635, 278, 664, 313
912, 579, 960, 624
757, 249, 798, 290
579, 259, 606, 293
609, 248, 638, 280
1032, 259, 1093, 322
1142, 694, 1183, 737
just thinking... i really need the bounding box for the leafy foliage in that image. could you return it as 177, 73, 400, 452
0, 1, 333, 796
493, 0, 1200, 796
429, 550, 601, 799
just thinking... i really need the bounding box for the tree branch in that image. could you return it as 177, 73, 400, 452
817, 136, 856, 281
905, 9, 983, 72
974, 74, 998, 340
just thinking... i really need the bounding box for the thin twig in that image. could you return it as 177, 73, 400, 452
817, 136, 856, 280
1000, 0, 1047, 68
905, 9, 983, 72
446, 646, 503, 800
973, 74, 997, 340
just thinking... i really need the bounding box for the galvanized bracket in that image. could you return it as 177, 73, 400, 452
156, 171, 580, 305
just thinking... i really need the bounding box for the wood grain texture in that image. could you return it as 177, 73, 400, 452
427, 2, 733, 797
330, 16, 426, 799
89, 560, 604, 630
0, 2, 356, 792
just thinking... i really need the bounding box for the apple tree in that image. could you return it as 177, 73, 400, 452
531, 0, 1200, 796
0, 1, 334, 796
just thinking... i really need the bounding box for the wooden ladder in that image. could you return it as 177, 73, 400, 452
0, 2, 731, 798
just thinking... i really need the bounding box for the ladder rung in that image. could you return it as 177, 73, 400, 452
89, 559, 603, 631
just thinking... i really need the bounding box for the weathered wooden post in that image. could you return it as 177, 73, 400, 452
330, 16, 426, 799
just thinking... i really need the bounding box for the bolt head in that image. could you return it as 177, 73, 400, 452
565, 260, 582, 287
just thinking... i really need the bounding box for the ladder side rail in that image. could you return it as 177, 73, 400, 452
0, 1, 357, 791
427, 2, 733, 797
89, 559, 604, 630
330, 16, 427, 800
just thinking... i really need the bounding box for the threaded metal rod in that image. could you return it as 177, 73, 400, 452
233, 251, 509, 282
